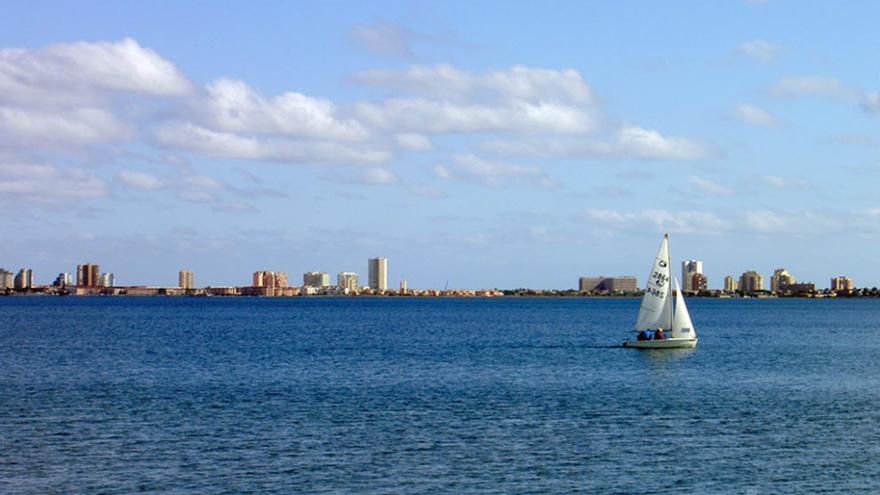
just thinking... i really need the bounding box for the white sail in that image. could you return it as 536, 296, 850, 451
671, 278, 696, 339
635, 234, 672, 331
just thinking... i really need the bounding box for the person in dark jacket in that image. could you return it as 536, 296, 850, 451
655, 328, 664, 340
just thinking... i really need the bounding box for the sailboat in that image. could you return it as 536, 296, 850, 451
623, 234, 698, 349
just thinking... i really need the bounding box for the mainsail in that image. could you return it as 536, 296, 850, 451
635, 234, 672, 330
671, 278, 696, 339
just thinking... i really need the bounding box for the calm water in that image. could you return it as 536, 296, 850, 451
2, 296, 880, 494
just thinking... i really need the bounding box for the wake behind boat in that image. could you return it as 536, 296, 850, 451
623, 234, 697, 349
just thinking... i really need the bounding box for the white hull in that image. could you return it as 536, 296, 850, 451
623, 337, 697, 349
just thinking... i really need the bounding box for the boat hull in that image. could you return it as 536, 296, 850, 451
623, 337, 697, 349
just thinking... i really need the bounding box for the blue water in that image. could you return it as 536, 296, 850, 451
2, 297, 880, 493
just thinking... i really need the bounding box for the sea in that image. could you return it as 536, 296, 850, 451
1, 296, 879, 494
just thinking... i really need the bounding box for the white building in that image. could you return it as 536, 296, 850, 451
770, 268, 796, 292
0, 268, 14, 289
303, 271, 330, 288
337, 272, 359, 291
98, 272, 115, 287
681, 260, 703, 292
368, 257, 388, 290
179, 270, 194, 289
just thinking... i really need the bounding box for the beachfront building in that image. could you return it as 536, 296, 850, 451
337, 272, 359, 291
179, 270, 194, 289
831, 276, 854, 292
303, 271, 330, 288
1, 268, 14, 289
369, 257, 388, 290
53, 273, 72, 287
770, 268, 796, 292
681, 260, 703, 292
77, 263, 100, 287
723, 275, 738, 292
98, 273, 115, 287
253, 271, 289, 288
14, 268, 34, 289
579, 276, 638, 292
739, 271, 764, 295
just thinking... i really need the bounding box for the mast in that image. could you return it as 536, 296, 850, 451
666, 233, 673, 332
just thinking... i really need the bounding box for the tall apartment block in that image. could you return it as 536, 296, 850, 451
179, 270, 194, 289
368, 257, 388, 290
0, 268, 14, 289
831, 276, 854, 292
253, 271, 289, 288
723, 275, 738, 292
303, 271, 330, 288
337, 272, 359, 291
739, 271, 764, 294
77, 263, 100, 287
14, 268, 34, 289
579, 276, 638, 292
681, 260, 703, 292
770, 268, 796, 292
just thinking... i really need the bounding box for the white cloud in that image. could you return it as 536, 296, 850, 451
196, 78, 368, 141
739, 40, 784, 62
583, 208, 729, 234
355, 97, 596, 134
351, 64, 598, 134
0, 162, 107, 200
763, 175, 808, 189
177, 191, 215, 203
733, 103, 782, 128
0, 38, 192, 107
153, 122, 390, 164
0, 107, 130, 147
349, 21, 420, 58
863, 91, 880, 113
117, 170, 166, 190
481, 125, 713, 161
769, 76, 862, 102
359, 167, 399, 185
435, 154, 549, 187
395, 133, 434, 151
614, 125, 713, 160
688, 175, 733, 195
353, 64, 595, 103
183, 175, 225, 189
408, 183, 446, 199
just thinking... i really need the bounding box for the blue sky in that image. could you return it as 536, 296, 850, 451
2, 1, 880, 289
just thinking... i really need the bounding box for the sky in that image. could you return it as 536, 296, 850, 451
2, 1, 880, 289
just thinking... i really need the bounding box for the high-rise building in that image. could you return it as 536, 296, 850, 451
579, 276, 638, 292
690, 273, 708, 292
77, 263, 100, 287
14, 268, 33, 289
179, 270, 194, 289
53, 273, 72, 287
681, 260, 703, 292
400, 279, 408, 292
369, 257, 388, 290
98, 273, 115, 287
0, 268, 13, 290
739, 271, 764, 295
253, 271, 288, 288
723, 275, 738, 292
303, 272, 330, 288
337, 272, 359, 291
831, 276, 854, 292
770, 268, 796, 292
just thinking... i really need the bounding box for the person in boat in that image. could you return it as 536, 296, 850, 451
654, 328, 664, 340
637, 329, 650, 341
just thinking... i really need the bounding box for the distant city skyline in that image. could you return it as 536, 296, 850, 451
3, 2, 880, 287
